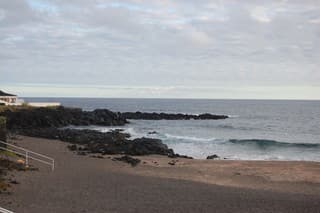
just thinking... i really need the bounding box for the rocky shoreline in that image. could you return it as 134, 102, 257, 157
0, 106, 228, 130
20, 128, 177, 157
1, 107, 127, 129
0, 106, 228, 158
122, 112, 228, 120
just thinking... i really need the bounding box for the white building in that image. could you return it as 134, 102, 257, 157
0, 90, 17, 105
0, 90, 60, 107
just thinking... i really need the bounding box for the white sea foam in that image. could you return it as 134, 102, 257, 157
228, 115, 239, 118
124, 127, 147, 139
164, 133, 216, 142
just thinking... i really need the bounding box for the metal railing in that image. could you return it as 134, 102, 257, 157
0, 140, 54, 171
0, 206, 14, 213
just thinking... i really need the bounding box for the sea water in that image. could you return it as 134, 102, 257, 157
25, 98, 320, 161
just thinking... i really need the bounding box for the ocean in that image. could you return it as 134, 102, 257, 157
25, 98, 320, 161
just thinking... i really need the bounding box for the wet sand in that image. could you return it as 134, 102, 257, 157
1, 136, 320, 213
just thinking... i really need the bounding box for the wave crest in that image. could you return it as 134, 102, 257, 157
228, 139, 320, 149
217, 124, 254, 131
164, 134, 216, 142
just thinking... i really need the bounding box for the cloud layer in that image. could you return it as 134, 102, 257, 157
1, 0, 320, 98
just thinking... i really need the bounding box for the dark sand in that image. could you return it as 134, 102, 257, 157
1, 136, 320, 213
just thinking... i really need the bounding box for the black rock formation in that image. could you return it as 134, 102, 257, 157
113, 155, 141, 167
0, 106, 127, 130
122, 112, 228, 120
206, 154, 220, 160
0, 106, 227, 158
20, 128, 175, 156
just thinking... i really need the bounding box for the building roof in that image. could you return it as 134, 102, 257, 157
0, 90, 17, 97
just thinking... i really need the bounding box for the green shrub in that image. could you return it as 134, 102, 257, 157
0, 116, 6, 143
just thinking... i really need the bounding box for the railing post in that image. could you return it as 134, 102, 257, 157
25, 151, 29, 168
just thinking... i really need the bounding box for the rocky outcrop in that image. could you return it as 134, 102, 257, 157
167, 153, 193, 159
0, 106, 225, 158
121, 112, 228, 120
0, 106, 228, 130
0, 107, 228, 130
20, 128, 175, 156
0, 106, 127, 130
113, 155, 141, 167
206, 154, 220, 160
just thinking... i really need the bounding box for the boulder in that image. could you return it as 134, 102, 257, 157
129, 138, 174, 156
67, 144, 78, 151
113, 155, 141, 167
206, 154, 220, 160
167, 153, 193, 159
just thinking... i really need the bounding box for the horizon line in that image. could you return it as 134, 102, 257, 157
22, 96, 320, 101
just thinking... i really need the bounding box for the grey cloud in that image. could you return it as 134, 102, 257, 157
0, 0, 39, 26
0, 0, 320, 97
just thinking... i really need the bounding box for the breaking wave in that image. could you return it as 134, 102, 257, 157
164, 134, 216, 142
227, 139, 320, 149
216, 124, 254, 131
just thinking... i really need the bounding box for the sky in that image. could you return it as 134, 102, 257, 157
0, 0, 320, 99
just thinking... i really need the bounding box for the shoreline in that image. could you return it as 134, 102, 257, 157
7, 136, 320, 191
1, 136, 320, 212
115, 155, 320, 195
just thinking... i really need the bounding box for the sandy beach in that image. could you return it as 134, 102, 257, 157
1, 136, 320, 213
